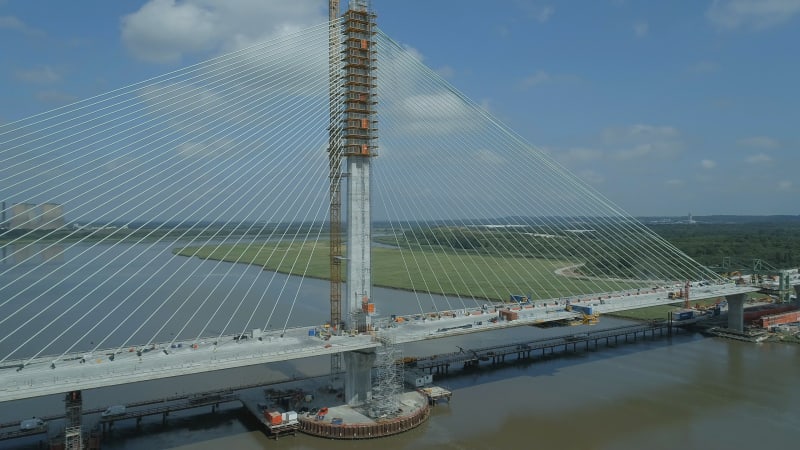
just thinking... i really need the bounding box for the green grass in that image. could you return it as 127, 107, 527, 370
174, 241, 640, 302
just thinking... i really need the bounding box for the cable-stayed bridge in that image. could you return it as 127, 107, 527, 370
0, 1, 764, 408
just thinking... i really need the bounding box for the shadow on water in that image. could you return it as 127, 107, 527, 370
426, 327, 706, 391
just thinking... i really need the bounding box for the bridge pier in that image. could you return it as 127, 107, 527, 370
726, 293, 747, 332
344, 349, 375, 406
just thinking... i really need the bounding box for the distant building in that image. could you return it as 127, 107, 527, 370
39, 203, 65, 230
7, 202, 65, 231
9, 203, 37, 230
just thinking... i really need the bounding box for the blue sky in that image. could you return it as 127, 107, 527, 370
1, 0, 799, 217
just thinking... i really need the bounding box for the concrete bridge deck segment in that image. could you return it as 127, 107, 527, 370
0, 283, 756, 403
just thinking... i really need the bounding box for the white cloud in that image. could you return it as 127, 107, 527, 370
707, 0, 800, 30
578, 169, 605, 184
603, 125, 684, 160
560, 147, 604, 164
745, 153, 773, 164
520, 70, 551, 89
15, 66, 61, 84
700, 159, 717, 169
535, 6, 555, 23
519, 70, 580, 90
176, 139, 235, 158
401, 44, 424, 62
474, 149, 506, 166
35, 90, 77, 104
394, 92, 475, 135
436, 65, 455, 79
738, 135, 780, 148
513, 2, 555, 23
0, 15, 45, 37
603, 124, 679, 142
777, 180, 793, 191
633, 20, 649, 38
121, 0, 326, 63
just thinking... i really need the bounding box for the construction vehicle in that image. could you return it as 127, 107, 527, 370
319, 323, 332, 340
582, 313, 599, 325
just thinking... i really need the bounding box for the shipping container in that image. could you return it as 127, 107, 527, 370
758, 311, 800, 328
571, 304, 594, 315
499, 310, 518, 321
265, 411, 282, 425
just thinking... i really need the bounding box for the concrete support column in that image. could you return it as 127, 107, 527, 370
344, 349, 375, 406
726, 293, 746, 332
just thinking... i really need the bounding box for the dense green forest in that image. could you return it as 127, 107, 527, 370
650, 222, 800, 269
377, 219, 800, 277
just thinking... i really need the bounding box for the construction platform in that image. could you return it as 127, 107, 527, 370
419, 386, 452, 405
236, 377, 431, 440
297, 391, 429, 439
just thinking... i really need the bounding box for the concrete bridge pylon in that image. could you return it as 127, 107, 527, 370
725, 293, 746, 333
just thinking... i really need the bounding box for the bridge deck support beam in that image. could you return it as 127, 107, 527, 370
726, 293, 747, 332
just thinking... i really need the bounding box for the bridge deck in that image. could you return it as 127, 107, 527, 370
0, 283, 756, 402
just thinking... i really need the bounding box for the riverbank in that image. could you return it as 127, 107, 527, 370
173, 241, 638, 302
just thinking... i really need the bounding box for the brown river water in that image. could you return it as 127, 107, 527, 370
3, 327, 798, 450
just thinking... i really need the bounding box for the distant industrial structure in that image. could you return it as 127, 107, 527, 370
2, 202, 65, 231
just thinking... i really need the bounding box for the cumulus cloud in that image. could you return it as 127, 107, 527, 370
745, 153, 773, 164
513, 2, 555, 23
401, 44, 425, 62
777, 180, 792, 191
700, 159, 717, 169
534, 6, 555, 23
0, 15, 45, 37
519, 70, 580, 90
603, 124, 684, 160
474, 149, 506, 166
633, 20, 649, 37
578, 169, 605, 184
520, 70, 551, 89
559, 147, 604, 164
121, 0, 326, 63
393, 92, 475, 135
15, 66, 61, 84
738, 135, 780, 148
35, 90, 77, 104
707, 0, 800, 30
436, 65, 455, 79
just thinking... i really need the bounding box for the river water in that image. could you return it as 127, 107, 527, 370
1, 242, 799, 449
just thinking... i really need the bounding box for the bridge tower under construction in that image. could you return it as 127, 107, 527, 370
330, 0, 379, 407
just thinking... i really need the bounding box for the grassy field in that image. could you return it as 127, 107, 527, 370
174, 241, 640, 302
